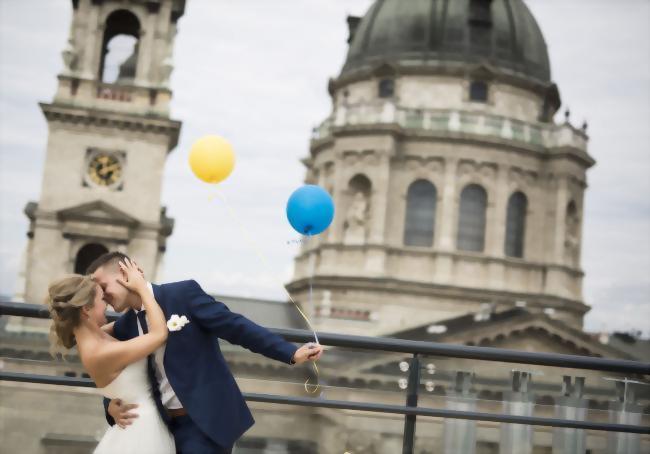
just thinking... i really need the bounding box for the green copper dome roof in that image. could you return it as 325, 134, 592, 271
342, 0, 551, 83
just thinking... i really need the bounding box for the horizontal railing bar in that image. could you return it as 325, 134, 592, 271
2, 302, 53, 319
273, 328, 650, 375
245, 393, 650, 435
0, 371, 95, 387
1, 371, 648, 434
3, 302, 648, 375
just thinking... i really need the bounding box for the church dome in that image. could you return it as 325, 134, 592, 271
342, 0, 551, 84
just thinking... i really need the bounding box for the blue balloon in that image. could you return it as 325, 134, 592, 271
286, 185, 335, 235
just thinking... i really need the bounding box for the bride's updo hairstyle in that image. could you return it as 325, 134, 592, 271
47, 274, 97, 350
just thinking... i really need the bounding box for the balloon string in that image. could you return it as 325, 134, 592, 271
306, 245, 319, 346
210, 187, 321, 393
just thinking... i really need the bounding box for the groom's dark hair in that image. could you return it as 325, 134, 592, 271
85, 251, 131, 275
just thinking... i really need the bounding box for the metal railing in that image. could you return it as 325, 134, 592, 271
1, 301, 649, 453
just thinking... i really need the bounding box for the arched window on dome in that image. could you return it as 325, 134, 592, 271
469, 0, 493, 27
457, 184, 487, 252
378, 78, 395, 98
469, 80, 488, 102
468, 0, 493, 53
504, 192, 527, 258
404, 180, 437, 247
99, 10, 141, 84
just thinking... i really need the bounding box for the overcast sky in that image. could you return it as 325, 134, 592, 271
0, 0, 648, 335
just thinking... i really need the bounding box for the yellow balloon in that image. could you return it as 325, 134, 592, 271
188, 135, 235, 184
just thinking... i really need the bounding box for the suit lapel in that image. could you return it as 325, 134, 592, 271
124, 309, 138, 339
151, 283, 168, 319
151, 284, 172, 365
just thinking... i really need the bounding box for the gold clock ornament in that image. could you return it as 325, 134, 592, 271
86, 152, 123, 187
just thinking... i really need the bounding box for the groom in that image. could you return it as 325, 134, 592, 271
87, 252, 323, 453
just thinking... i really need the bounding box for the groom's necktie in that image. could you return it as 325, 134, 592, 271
136, 310, 169, 425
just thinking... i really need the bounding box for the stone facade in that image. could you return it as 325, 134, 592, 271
288, 70, 593, 337
16, 0, 183, 319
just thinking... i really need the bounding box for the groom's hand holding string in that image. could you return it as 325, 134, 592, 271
290, 342, 323, 365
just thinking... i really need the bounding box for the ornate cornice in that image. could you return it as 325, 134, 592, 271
287, 274, 590, 317
40, 103, 181, 151
296, 243, 585, 278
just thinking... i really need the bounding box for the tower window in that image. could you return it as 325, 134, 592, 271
469, 81, 488, 102
457, 184, 487, 252
99, 10, 141, 84
504, 192, 527, 258
404, 180, 437, 247
378, 78, 395, 98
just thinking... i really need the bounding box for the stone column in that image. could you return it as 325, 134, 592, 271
488, 164, 508, 257
369, 149, 391, 244
81, 4, 101, 80
434, 158, 458, 284
487, 164, 508, 289
135, 12, 157, 86
328, 149, 346, 244
366, 149, 392, 276
552, 177, 569, 265
436, 158, 458, 251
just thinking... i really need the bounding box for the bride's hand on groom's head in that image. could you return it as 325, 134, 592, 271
116, 258, 147, 293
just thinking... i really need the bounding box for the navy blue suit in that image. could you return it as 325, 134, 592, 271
103, 280, 298, 451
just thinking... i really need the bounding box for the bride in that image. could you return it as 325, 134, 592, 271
48, 258, 174, 454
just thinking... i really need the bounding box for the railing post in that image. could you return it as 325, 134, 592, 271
553, 376, 586, 454
608, 378, 642, 454
402, 353, 420, 454
443, 371, 476, 454
500, 370, 534, 454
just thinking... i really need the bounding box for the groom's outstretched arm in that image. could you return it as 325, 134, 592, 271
184, 280, 298, 364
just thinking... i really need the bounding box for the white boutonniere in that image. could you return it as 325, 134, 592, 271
167, 314, 190, 332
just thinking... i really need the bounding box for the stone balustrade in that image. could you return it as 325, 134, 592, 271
312, 102, 588, 152
53, 76, 172, 117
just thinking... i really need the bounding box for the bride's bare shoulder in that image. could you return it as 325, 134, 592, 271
78, 336, 114, 369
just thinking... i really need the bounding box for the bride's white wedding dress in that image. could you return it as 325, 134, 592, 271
94, 358, 175, 454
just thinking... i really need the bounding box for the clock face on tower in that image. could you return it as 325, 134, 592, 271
84, 149, 125, 189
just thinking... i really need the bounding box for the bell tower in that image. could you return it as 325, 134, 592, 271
17, 0, 185, 315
